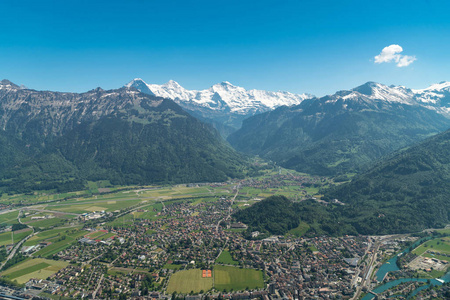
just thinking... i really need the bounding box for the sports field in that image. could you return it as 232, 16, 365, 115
214, 265, 264, 291
1, 258, 69, 284
166, 269, 213, 294
167, 266, 264, 294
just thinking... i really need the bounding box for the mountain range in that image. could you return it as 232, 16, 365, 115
324, 127, 450, 234
0, 79, 245, 193
126, 78, 312, 136
2, 77, 450, 234
228, 81, 450, 175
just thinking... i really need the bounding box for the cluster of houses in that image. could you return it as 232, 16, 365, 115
17, 191, 382, 299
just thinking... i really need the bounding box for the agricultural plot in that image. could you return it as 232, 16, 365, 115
0, 210, 19, 226
32, 230, 88, 258
27, 218, 66, 229
166, 269, 213, 294
1, 258, 69, 284
0, 228, 32, 246
214, 265, 264, 291
24, 228, 78, 246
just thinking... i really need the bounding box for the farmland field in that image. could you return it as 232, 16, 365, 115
0, 211, 19, 226
0, 228, 33, 246
1, 258, 69, 284
27, 218, 66, 229
32, 230, 88, 258
23, 228, 80, 246
166, 269, 213, 294
214, 265, 264, 291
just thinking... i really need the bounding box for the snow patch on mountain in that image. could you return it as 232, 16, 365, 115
126, 78, 312, 115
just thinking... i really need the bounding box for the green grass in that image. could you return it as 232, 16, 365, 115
163, 263, 184, 270
1, 258, 69, 284
86, 231, 107, 239
5, 262, 50, 279
100, 233, 116, 240
33, 230, 87, 258
214, 265, 264, 292
412, 238, 450, 256
23, 228, 78, 246
435, 228, 450, 235
28, 218, 65, 229
0, 229, 33, 246
0, 211, 19, 225
287, 222, 310, 237
216, 251, 238, 265
309, 244, 319, 252
166, 269, 213, 294
47, 198, 143, 213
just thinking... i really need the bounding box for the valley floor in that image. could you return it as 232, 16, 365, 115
0, 169, 449, 299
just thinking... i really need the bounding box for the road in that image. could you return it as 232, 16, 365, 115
215, 184, 239, 234
92, 273, 104, 299
0, 230, 35, 270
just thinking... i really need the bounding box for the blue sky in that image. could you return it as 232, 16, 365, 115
1, 0, 449, 96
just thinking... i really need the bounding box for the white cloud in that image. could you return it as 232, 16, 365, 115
396, 55, 417, 67
374, 44, 416, 67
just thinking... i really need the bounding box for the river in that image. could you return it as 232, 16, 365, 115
362, 237, 449, 300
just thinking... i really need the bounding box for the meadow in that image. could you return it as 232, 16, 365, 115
412, 237, 450, 256
215, 250, 238, 265
1, 258, 69, 284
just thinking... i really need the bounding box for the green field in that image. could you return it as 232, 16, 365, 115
216, 250, 238, 265
33, 230, 88, 258
166, 269, 213, 294
0, 211, 19, 226
287, 222, 310, 237
163, 263, 184, 270
309, 244, 319, 252
214, 265, 264, 292
24, 228, 79, 246
0, 229, 33, 246
412, 237, 450, 256
28, 218, 66, 229
1, 258, 69, 284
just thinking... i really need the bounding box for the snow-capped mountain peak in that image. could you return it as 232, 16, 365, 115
417, 81, 450, 92
0, 79, 21, 91
124, 78, 313, 115
341, 81, 415, 105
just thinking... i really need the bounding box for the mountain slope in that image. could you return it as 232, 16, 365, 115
0, 80, 246, 193
228, 82, 450, 175
325, 128, 450, 234
125, 78, 312, 135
